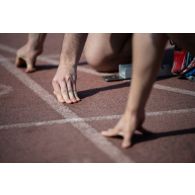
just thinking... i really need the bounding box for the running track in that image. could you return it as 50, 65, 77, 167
0, 34, 195, 162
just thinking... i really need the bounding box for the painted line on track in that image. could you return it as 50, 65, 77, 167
0, 44, 113, 76
0, 84, 13, 97
0, 108, 195, 130
0, 43, 194, 96
154, 84, 195, 97
0, 54, 133, 163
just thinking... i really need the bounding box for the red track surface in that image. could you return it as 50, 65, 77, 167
0, 34, 195, 162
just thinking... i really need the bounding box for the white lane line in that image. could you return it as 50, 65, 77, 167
0, 44, 16, 53
0, 57, 15, 63
154, 84, 195, 97
146, 107, 195, 116
0, 43, 113, 76
37, 55, 114, 76
0, 43, 195, 96
0, 119, 70, 130
43, 54, 60, 59
0, 84, 13, 97
1, 108, 195, 130
0, 54, 133, 163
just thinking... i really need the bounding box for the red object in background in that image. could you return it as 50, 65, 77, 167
171, 50, 187, 75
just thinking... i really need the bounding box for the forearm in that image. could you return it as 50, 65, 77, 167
52, 34, 87, 104
126, 33, 168, 114
59, 33, 88, 68
27, 33, 47, 50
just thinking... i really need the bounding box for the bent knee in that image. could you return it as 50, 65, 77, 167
86, 54, 117, 72
85, 52, 104, 68
85, 50, 118, 72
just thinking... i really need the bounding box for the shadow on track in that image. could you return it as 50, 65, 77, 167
78, 81, 130, 99
110, 127, 195, 147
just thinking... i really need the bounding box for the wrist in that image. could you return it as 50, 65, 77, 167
59, 56, 77, 68
125, 107, 144, 117
124, 108, 145, 128
26, 42, 43, 54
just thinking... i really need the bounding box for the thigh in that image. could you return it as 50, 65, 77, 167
84, 33, 132, 72
85, 33, 131, 59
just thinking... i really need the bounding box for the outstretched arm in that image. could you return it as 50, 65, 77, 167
102, 33, 168, 148
52, 33, 88, 104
